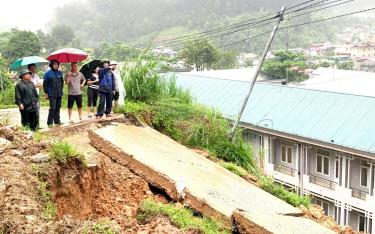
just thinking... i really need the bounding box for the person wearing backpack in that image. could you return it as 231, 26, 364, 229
96, 61, 116, 119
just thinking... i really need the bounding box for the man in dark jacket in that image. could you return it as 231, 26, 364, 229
96, 61, 116, 119
43, 59, 64, 126
15, 69, 39, 131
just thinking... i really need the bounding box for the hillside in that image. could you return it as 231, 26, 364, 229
51, 0, 374, 53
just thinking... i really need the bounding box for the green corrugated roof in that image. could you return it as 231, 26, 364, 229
173, 73, 375, 154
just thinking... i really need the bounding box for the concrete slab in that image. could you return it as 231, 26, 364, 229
89, 124, 335, 234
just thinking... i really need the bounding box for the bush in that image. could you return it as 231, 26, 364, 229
49, 141, 86, 165
258, 176, 311, 207
138, 199, 229, 234
124, 53, 191, 104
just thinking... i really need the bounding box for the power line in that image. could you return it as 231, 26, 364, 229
217, 7, 375, 49
132, 0, 331, 48
135, 0, 353, 49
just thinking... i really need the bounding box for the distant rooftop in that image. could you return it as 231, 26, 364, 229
291, 67, 375, 97
177, 68, 274, 82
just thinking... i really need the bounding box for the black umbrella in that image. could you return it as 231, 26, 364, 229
79, 60, 101, 79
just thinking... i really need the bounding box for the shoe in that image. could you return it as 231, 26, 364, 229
106, 114, 112, 118
96, 116, 102, 119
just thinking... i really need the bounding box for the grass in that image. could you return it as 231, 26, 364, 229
258, 176, 311, 207
138, 199, 229, 234
33, 131, 47, 142
219, 161, 249, 177
36, 181, 57, 221
49, 141, 87, 166
81, 220, 120, 234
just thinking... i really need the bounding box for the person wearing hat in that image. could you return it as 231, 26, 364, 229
110, 61, 125, 108
15, 69, 39, 131
96, 60, 116, 119
43, 59, 64, 126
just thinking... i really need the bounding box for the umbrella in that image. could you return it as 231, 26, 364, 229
79, 60, 101, 79
10, 56, 49, 70
47, 48, 88, 63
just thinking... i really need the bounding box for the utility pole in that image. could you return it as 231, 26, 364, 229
229, 6, 286, 140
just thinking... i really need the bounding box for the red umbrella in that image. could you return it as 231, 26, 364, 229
47, 48, 88, 63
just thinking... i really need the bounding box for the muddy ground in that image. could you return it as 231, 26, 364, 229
0, 119, 198, 234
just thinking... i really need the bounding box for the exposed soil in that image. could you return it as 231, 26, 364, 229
0, 120, 197, 234
301, 205, 360, 234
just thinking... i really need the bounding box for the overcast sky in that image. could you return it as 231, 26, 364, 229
0, 0, 76, 31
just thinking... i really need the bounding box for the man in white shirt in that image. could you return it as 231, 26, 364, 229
28, 64, 43, 129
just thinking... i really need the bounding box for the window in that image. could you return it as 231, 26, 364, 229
335, 158, 340, 180
316, 199, 329, 216
360, 161, 370, 188
316, 149, 330, 175
359, 215, 366, 232
281, 145, 293, 164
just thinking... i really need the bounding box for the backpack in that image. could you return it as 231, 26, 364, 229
99, 70, 113, 92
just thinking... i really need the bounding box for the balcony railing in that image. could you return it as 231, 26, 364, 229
309, 175, 336, 190
351, 188, 368, 200
274, 164, 296, 177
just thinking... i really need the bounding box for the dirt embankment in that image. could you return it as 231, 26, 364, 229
0, 120, 199, 234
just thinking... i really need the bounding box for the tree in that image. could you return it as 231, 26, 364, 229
337, 61, 354, 70
0, 55, 12, 90
93, 42, 139, 61
262, 50, 308, 82
214, 51, 238, 70
4, 29, 41, 63
179, 39, 219, 71
51, 25, 75, 47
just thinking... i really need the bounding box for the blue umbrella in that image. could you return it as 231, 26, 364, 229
10, 56, 49, 70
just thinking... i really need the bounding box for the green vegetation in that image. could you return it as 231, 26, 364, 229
33, 131, 47, 142
124, 54, 191, 103
81, 220, 120, 234
337, 61, 354, 70
1, 29, 41, 63
179, 39, 220, 71
262, 50, 309, 82
259, 176, 311, 207
36, 181, 57, 221
219, 161, 249, 177
138, 199, 229, 234
94, 42, 139, 62
49, 141, 86, 165
0, 55, 11, 91
179, 38, 238, 70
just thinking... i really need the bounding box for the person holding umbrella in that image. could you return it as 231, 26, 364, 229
79, 60, 101, 118
15, 69, 39, 131
43, 59, 64, 127
65, 62, 86, 122
96, 60, 116, 119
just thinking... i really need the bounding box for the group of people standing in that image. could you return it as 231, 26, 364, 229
15, 60, 124, 131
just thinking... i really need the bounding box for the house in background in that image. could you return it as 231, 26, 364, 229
173, 72, 375, 233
